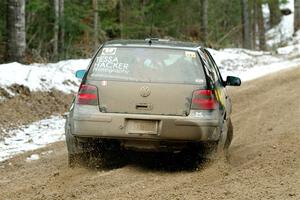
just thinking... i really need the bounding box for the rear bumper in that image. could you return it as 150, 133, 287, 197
71, 106, 221, 142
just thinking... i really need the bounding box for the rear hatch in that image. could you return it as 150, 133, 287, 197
87, 46, 206, 116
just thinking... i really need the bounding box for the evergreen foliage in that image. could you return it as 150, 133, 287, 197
0, 0, 291, 63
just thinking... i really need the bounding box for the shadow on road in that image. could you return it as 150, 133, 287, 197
84, 150, 211, 172
125, 151, 210, 172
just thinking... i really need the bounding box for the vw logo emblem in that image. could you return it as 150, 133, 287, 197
140, 86, 151, 97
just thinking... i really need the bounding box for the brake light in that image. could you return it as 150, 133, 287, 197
191, 89, 217, 110
76, 84, 98, 105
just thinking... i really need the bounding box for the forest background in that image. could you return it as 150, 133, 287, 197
1, 0, 300, 64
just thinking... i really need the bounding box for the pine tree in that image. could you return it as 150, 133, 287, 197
257, 0, 266, 50
93, 0, 99, 49
268, 0, 281, 27
241, 0, 252, 49
59, 0, 64, 59
54, 0, 65, 61
53, 0, 59, 61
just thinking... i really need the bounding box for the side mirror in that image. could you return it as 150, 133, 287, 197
75, 70, 86, 79
225, 76, 241, 86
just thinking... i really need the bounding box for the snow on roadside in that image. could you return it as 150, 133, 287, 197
0, 59, 90, 94
209, 47, 300, 81
277, 31, 300, 55
0, 116, 65, 162
26, 154, 40, 162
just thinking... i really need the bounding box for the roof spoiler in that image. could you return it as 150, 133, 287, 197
145, 38, 170, 45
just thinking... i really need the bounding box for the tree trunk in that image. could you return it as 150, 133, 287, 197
268, 0, 281, 28
6, 0, 26, 63
295, 0, 300, 33
93, 0, 99, 49
118, 0, 124, 39
257, 0, 266, 50
200, 0, 208, 43
59, 0, 64, 59
241, 0, 252, 49
53, 0, 59, 61
251, 0, 257, 49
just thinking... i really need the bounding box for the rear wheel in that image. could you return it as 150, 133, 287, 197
204, 118, 233, 160
220, 118, 233, 159
224, 118, 233, 150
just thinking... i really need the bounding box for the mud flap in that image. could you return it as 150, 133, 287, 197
65, 117, 94, 155
65, 127, 95, 167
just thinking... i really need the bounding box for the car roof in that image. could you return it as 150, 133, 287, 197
104, 39, 202, 51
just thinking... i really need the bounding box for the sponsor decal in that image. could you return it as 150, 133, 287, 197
93, 55, 129, 74
185, 51, 196, 58
102, 47, 117, 55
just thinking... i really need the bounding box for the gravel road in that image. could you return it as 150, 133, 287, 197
0, 67, 299, 200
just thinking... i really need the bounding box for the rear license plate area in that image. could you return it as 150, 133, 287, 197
126, 119, 159, 135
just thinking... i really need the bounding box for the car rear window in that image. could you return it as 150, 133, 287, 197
89, 47, 206, 84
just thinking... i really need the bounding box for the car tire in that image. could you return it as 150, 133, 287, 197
223, 118, 233, 159
206, 118, 233, 160
224, 118, 233, 150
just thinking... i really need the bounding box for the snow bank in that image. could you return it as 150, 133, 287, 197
0, 59, 90, 94
277, 30, 300, 55
209, 47, 300, 81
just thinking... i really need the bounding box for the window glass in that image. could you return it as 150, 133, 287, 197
198, 50, 214, 83
89, 47, 206, 84
204, 49, 224, 83
200, 49, 221, 84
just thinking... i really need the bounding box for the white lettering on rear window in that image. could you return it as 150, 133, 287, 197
93, 55, 129, 74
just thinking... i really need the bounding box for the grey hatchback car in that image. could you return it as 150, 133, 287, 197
65, 39, 241, 167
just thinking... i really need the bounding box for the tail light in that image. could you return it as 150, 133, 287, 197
76, 84, 98, 105
191, 89, 217, 110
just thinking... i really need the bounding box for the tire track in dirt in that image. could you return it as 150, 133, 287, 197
0, 67, 299, 200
